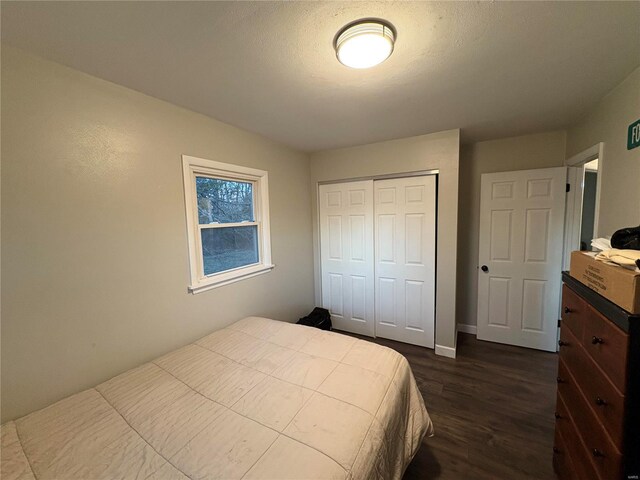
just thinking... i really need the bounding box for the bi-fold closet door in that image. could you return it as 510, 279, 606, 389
319, 180, 375, 337
319, 175, 436, 348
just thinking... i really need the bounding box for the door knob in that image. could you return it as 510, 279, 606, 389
481, 265, 489, 272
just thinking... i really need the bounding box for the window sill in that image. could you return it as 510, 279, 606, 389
188, 264, 275, 294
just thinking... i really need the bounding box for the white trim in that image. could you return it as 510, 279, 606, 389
199, 221, 259, 229
181, 155, 273, 293
593, 145, 604, 239
317, 169, 439, 185
457, 323, 477, 335
188, 264, 275, 294
566, 143, 601, 166
435, 344, 456, 359
183, 155, 269, 178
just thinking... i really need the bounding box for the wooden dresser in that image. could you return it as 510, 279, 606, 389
554, 273, 639, 480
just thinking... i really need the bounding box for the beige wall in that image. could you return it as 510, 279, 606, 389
309, 130, 460, 354
1, 47, 315, 422
3, 44, 636, 424
566, 66, 640, 236
457, 131, 567, 327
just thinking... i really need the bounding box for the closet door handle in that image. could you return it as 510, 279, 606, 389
481, 265, 489, 273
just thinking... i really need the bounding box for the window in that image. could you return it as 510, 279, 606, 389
182, 155, 273, 293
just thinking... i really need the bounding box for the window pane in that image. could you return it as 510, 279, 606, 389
201, 226, 259, 275
196, 177, 254, 224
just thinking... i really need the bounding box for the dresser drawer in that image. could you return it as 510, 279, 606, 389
562, 284, 587, 339
582, 305, 628, 393
553, 426, 577, 480
555, 391, 599, 480
559, 326, 625, 449
557, 359, 622, 480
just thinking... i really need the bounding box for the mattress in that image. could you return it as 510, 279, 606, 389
1, 317, 433, 480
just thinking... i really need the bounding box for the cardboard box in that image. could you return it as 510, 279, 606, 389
569, 250, 640, 314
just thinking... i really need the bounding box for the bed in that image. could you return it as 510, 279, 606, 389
1, 317, 433, 480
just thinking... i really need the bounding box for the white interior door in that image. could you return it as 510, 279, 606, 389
374, 176, 436, 348
319, 181, 375, 336
477, 167, 567, 352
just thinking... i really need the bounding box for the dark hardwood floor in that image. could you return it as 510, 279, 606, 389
345, 332, 559, 480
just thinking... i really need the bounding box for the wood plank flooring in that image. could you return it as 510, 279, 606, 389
344, 332, 559, 480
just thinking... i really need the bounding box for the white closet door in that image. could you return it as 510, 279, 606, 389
374, 176, 436, 348
319, 181, 375, 336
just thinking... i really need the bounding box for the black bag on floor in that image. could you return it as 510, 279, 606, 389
611, 225, 640, 250
297, 307, 332, 331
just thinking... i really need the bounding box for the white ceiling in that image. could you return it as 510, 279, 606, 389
2, 1, 639, 152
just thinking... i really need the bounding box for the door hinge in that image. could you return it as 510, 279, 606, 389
558, 319, 562, 328
566, 183, 571, 193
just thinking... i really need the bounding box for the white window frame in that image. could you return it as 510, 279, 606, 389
182, 155, 274, 294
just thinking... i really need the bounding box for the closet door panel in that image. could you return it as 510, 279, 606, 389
374, 176, 436, 348
319, 181, 375, 336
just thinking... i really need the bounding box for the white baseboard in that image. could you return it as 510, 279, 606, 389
435, 344, 456, 359
457, 323, 477, 335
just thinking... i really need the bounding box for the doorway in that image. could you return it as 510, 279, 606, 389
580, 159, 599, 250
563, 143, 604, 270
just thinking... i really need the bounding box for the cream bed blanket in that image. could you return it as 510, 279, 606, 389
1, 317, 433, 480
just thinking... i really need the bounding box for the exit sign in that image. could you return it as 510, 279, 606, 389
629, 119, 640, 150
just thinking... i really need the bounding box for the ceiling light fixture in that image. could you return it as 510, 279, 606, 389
334, 20, 395, 69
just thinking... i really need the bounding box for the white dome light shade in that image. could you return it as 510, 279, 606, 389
335, 21, 395, 69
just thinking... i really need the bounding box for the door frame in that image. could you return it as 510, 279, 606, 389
563, 142, 604, 270
316, 169, 440, 186
317, 170, 439, 342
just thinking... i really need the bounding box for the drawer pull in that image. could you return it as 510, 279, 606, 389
592, 448, 604, 458
595, 396, 607, 406
591, 336, 604, 345
558, 340, 569, 347
554, 412, 561, 419
563, 307, 572, 314
556, 377, 564, 384
553, 447, 561, 454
